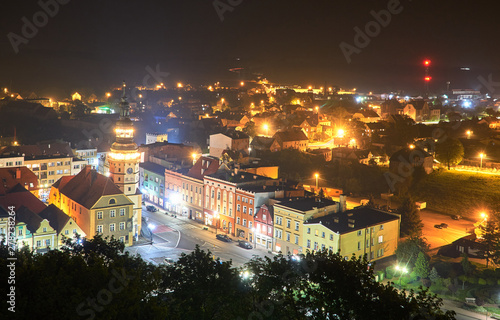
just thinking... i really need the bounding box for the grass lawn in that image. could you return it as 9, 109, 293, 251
410, 169, 500, 218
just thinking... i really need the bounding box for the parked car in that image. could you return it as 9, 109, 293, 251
216, 234, 232, 242
434, 224, 443, 229
238, 240, 253, 249
451, 215, 461, 220
146, 205, 157, 212
440, 223, 448, 228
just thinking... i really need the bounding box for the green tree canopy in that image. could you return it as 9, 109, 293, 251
435, 138, 464, 170
415, 252, 430, 279
397, 196, 424, 237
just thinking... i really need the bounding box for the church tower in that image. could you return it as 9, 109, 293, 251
107, 82, 142, 238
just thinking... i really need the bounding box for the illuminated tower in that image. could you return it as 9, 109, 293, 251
107, 82, 142, 238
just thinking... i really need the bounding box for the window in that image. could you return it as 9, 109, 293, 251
120, 208, 125, 216
43, 227, 47, 232
380, 224, 384, 230
237, 204, 241, 212
237, 196, 240, 201
237, 217, 240, 224
97, 225, 103, 233
49, 171, 55, 176
286, 219, 290, 228
45, 239, 51, 246
307, 228, 310, 234
307, 239, 311, 248
275, 229, 282, 239
321, 244, 325, 251
357, 230, 362, 236
36, 240, 42, 247
250, 199, 253, 205
263, 214, 266, 221
18, 229, 23, 236
315, 230, 319, 236
243, 206, 247, 213
295, 222, 299, 231
65, 230, 69, 235
330, 234, 333, 241
249, 221, 253, 229
217, 192, 221, 200
109, 199, 116, 205
314, 242, 318, 250
249, 208, 253, 215
286, 233, 290, 242
110, 224, 116, 232
73, 229, 77, 234
322, 232, 325, 238
120, 222, 125, 230
110, 210, 116, 218
378, 235, 383, 243
358, 241, 361, 250
120, 236, 125, 243
243, 219, 247, 227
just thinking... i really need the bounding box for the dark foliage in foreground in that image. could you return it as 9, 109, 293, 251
1, 236, 455, 319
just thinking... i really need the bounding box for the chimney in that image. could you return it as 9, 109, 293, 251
16, 168, 21, 180
339, 194, 347, 212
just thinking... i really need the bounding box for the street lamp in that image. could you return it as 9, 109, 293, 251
147, 223, 155, 244
395, 265, 408, 287
480, 153, 485, 169
263, 124, 269, 136
466, 130, 472, 139
314, 173, 319, 191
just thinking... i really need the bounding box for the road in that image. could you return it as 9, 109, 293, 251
126, 205, 274, 267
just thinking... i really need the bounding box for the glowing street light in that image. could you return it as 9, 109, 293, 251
106, 92, 111, 98
314, 173, 319, 190
337, 129, 345, 138
240, 81, 245, 86
395, 265, 408, 286
466, 130, 472, 139
263, 124, 269, 136
409, 144, 415, 149
192, 153, 197, 165
480, 153, 485, 169
423, 59, 431, 66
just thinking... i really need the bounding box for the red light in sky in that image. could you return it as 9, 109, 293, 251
424, 76, 432, 82
424, 60, 431, 66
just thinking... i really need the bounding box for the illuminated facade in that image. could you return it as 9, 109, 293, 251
104, 82, 142, 239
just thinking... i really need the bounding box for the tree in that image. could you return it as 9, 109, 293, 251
242, 121, 256, 138
414, 252, 430, 280
395, 236, 430, 268
476, 215, 500, 268
461, 253, 473, 276
435, 138, 464, 170
429, 267, 440, 283
397, 196, 424, 237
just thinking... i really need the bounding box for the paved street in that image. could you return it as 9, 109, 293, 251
126, 205, 275, 267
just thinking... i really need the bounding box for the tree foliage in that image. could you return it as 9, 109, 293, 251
435, 138, 464, 170
476, 213, 500, 268
0, 238, 455, 319
397, 196, 424, 237
395, 236, 429, 268
414, 252, 430, 279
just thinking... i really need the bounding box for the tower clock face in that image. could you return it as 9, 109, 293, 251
127, 167, 133, 174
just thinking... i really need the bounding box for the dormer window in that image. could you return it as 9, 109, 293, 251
109, 198, 116, 205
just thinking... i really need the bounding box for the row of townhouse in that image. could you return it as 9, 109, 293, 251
260, 196, 401, 261
0, 184, 85, 253
157, 156, 401, 261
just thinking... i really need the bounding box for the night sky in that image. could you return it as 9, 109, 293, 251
1, 0, 500, 97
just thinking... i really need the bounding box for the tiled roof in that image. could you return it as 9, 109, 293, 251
38, 204, 70, 233
273, 129, 308, 142
0, 184, 47, 214
16, 206, 44, 234
140, 162, 167, 176
57, 166, 125, 209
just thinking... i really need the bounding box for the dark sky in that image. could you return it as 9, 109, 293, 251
1, 0, 500, 97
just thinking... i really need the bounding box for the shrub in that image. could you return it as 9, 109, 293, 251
409, 271, 418, 282
422, 278, 432, 288
476, 297, 485, 306
497, 279, 500, 286
467, 276, 477, 284
487, 278, 496, 286
478, 278, 487, 285
443, 277, 452, 287
386, 266, 395, 279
